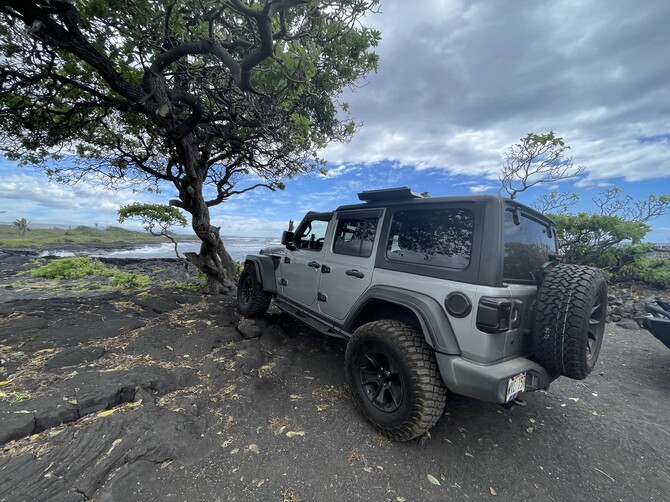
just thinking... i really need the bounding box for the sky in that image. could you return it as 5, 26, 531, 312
1, 0, 669, 242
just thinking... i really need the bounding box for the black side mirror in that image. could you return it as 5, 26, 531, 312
281, 231, 294, 246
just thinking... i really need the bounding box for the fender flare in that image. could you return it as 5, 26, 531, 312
243, 255, 277, 294
344, 286, 460, 355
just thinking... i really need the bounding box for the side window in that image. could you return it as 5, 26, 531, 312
386, 208, 474, 269
333, 217, 379, 257
295, 219, 329, 251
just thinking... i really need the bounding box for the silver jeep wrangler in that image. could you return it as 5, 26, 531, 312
238, 187, 607, 440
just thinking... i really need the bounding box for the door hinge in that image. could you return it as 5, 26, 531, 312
284, 257, 290, 264
280, 278, 288, 286
318, 292, 327, 302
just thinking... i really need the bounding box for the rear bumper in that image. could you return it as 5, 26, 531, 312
436, 354, 551, 403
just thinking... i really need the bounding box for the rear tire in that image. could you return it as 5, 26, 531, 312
237, 264, 271, 317
345, 320, 447, 441
532, 264, 607, 380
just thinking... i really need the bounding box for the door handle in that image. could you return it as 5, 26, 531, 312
308, 261, 321, 268
346, 269, 365, 279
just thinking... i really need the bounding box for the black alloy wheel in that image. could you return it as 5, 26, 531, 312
359, 350, 404, 413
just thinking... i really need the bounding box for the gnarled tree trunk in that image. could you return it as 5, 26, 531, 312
175, 137, 238, 294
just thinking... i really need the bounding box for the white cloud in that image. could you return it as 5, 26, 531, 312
468, 184, 495, 193
0, 170, 162, 227
323, 0, 670, 185
324, 164, 358, 178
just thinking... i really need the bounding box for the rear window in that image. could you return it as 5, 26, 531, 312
503, 210, 557, 282
386, 208, 474, 269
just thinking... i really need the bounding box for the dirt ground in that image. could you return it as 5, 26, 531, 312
0, 255, 668, 502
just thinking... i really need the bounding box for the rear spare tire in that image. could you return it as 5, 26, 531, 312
345, 320, 447, 441
532, 264, 607, 380
237, 263, 271, 317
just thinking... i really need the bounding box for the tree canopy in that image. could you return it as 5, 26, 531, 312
118, 202, 187, 258
0, 0, 379, 291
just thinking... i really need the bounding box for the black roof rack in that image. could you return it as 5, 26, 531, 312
357, 187, 424, 203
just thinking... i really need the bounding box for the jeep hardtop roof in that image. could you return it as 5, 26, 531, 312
335, 187, 554, 225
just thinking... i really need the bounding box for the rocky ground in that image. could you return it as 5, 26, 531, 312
0, 254, 669, 502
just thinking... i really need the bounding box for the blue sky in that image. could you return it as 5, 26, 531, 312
1, 0, 669, 242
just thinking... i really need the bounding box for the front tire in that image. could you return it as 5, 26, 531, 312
345, 320, 447, 441
237, 264, 271, 317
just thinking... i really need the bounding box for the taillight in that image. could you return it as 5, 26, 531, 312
476, 298, 512, 333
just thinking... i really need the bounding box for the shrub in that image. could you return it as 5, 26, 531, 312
30, 257, 151, 289
614, 257, 670, 289
110, 273, 150, 288
30, 257, 113, 279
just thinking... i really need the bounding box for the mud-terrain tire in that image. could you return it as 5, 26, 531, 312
237, 264, 271, 317
345, 320, 447, 441
532, 264, 607, 380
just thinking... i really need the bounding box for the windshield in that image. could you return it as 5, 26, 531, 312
503, 210, 557, 283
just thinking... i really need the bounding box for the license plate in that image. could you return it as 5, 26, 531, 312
506, 372, 526, 402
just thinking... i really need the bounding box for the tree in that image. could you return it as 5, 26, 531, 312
593, 188, 670, 222
118, 203, 187, 259
553, 213, 649, 266
532, 190, 580, 214
0, 0, 380, 293
499, 131, 584, 200
13, 217, 30, 239
497, 131, 670, 287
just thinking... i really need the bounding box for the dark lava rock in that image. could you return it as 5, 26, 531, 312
45, 346, 107, 370
0, 412, 35, 446
125, 325, 224, 359
132, 289, 197, 316
0, 366, 199, 446
0, 296, 145, 350
0, 402, 211, 502
237, 318, 268, 339
234, 339, 266, 375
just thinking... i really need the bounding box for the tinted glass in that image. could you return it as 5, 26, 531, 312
386, 208, 474, 269
333, 217, 378, 257
503, 210, 557, 282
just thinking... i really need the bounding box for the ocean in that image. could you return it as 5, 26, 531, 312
38, 236, 282, 263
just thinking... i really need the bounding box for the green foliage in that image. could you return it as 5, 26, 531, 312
31, 257, 113, 279
553, 213, 670, 288
118, 203, 187, 234
118, 202, 188, 259
30, 256, 151, 288
234, 261, 245, 277
554, 213, 650, 266
615, 257, 670, 289
109, 272, 150, 288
